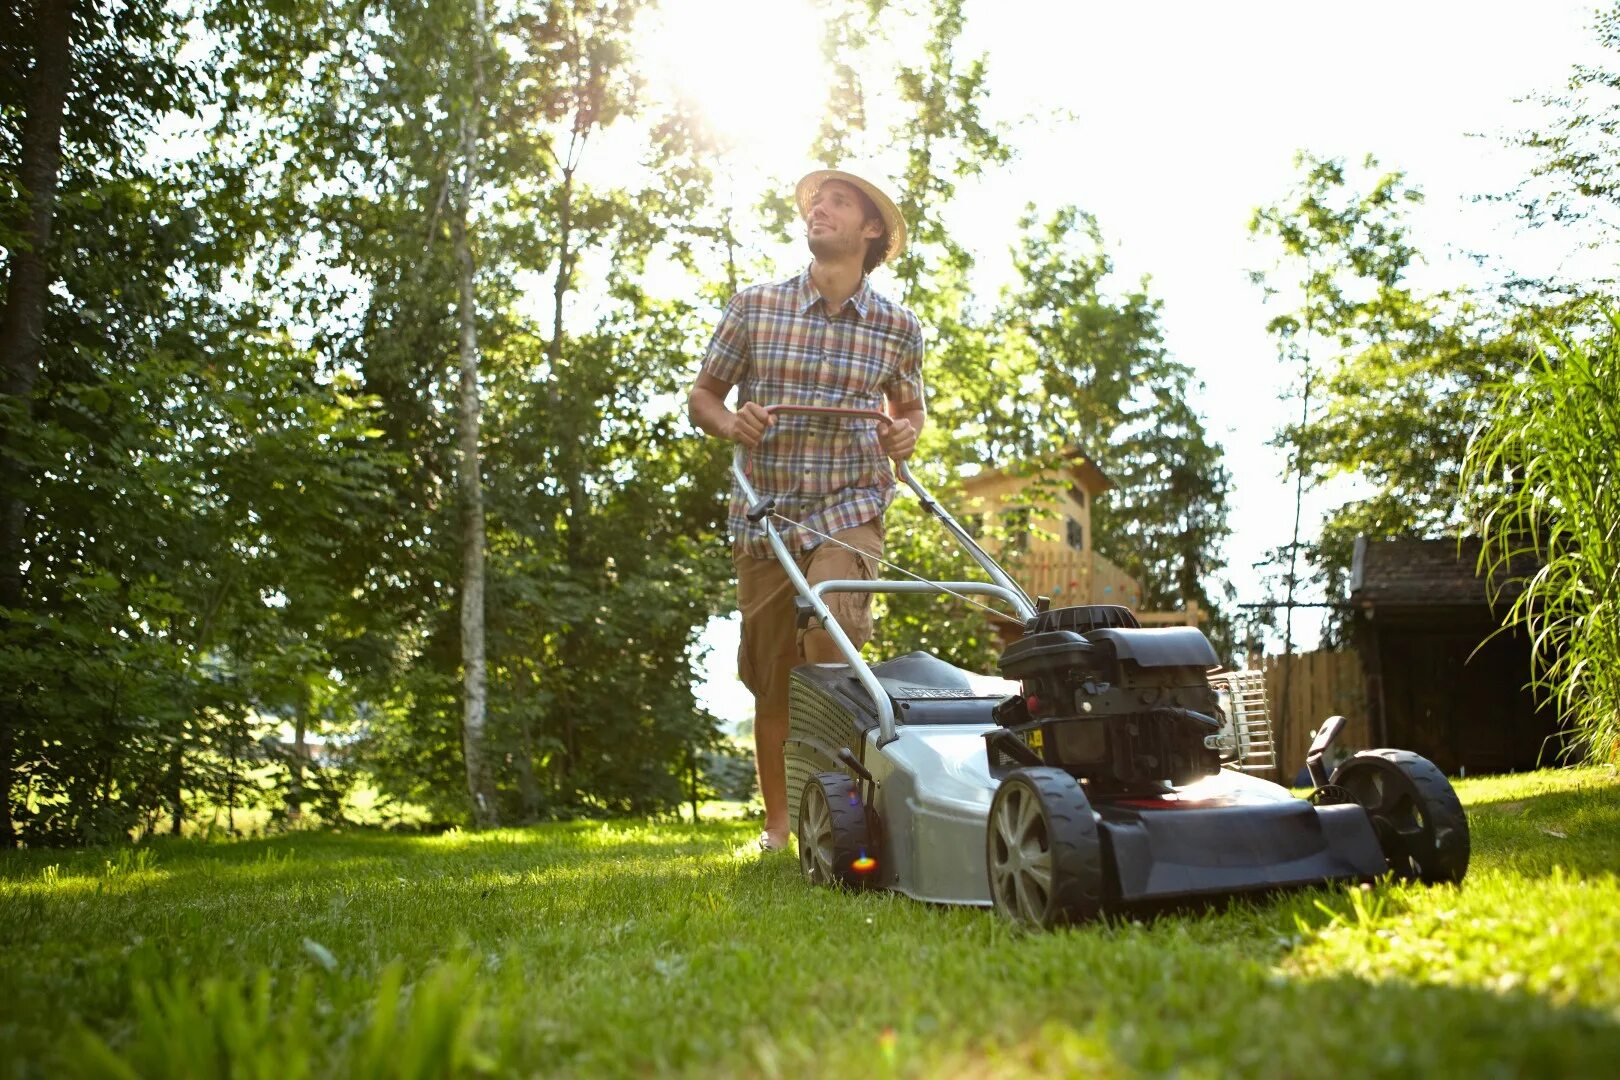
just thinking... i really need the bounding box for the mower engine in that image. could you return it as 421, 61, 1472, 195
992, 605, 1228, 792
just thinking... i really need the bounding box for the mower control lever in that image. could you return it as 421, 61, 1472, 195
1305, 715, 1348, 788
837, 747, 874, 784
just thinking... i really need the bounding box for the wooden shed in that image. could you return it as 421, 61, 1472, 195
1348, 537, 1563, 775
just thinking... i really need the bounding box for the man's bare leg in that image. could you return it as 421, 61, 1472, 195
754, 706, 790, 846
757, 625, 859, 848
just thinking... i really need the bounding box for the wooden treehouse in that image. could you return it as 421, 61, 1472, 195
955, 448, 1203, 644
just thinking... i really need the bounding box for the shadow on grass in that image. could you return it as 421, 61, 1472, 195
933, 968, 1620, 1077
40, 898, 1620, 1078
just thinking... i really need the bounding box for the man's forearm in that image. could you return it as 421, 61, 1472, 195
891, 402, 926, 434
689, 384, 736, 440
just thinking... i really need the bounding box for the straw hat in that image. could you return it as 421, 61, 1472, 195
794, 167, 907, 265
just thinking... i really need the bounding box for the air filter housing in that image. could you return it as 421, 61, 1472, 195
1025, 603, 1140, 636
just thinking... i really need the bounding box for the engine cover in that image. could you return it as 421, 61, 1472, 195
996, 622, 1224, 791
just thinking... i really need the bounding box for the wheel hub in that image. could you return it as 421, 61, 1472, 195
990, 786, 1054, 923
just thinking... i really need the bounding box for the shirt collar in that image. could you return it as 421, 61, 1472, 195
795, 265, 872, 319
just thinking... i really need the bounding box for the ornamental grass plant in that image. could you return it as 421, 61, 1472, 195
1465, 315, 1620, 764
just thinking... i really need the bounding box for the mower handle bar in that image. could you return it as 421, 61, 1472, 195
733, 403, 906, 476
728, 403, 1037, 745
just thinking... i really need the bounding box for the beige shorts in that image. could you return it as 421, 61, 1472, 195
734, 519, 884, 715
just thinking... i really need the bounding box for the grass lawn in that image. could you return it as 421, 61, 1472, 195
4, 765, 1619, 1078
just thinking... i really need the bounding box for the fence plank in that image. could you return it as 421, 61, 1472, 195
1257, 649, 1366, 784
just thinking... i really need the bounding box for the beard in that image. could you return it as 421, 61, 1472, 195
806, 227, 865, 263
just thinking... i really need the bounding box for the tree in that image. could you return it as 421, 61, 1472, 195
1001, 207, 1234, 647
452, 0, 497, 826
868, 205, 1235, 664
1246, 152, 1602, 636
1503, 1, 1620, 249
199, 0, 738, 824
1248, 152, 1425, 652
777, 2, 1233, 666
0, 0, 73, 846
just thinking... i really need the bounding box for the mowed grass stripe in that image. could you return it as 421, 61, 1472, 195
2, 766, 1617, 1077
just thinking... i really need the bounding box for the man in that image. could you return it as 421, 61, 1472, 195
688, 167, 927, 851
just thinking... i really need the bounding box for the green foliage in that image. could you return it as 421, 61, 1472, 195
1, 0, 404, 844
1250, 153, 1465, 640
1465, 319, 1620, 764
1251, 4, 1620, 648
1000, 207, 1235, 645
2, 767, 1618, 1075
808, 0, 887, 166
874, 204, 1235, 661
193, 0, 736, 825
1505, 1, 1620, 245
887, 0, 1010, 310
870, 487, 1011, 673
839, 7, 1233, 658
3, 0, 1241, 842
2, 0, 741, 842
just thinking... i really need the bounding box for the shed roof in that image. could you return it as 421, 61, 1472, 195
1349, 536, 1535, 609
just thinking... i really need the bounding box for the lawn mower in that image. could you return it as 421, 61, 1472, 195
737, 405, 1471, 929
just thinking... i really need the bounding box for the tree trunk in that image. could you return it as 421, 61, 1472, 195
688, 749, 700, 826
168, 739, 184, 836
513, 715, 541, 822
545, 139, 583, 785
0, 0, 72, 850
1279, 344, 1314, 739
454, 0, 497, 827
548, 160, 587, 570
286, 685, 308, 822
721, 206, 739, 296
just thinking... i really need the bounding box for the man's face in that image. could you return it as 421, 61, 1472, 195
806, 179, 883, 261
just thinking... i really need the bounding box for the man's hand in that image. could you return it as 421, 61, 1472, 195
725, 401, 774, 449
879, 417, 918, 461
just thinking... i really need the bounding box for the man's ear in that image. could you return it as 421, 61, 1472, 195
862, 218, 884, 240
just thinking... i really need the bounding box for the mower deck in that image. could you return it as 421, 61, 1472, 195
1090, 792, 1387, 903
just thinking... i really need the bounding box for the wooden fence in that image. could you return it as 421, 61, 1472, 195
1258, 649, 1369, 784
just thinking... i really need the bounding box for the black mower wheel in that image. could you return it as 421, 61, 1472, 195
798, 772, 876, 890
985, 767, 1104, 929
1331, 749, 1470, 884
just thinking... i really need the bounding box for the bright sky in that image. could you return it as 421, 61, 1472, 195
644, 0, 1611, 731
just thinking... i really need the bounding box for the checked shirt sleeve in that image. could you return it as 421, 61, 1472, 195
701, 292, 751, 385
883, 314, 927, 407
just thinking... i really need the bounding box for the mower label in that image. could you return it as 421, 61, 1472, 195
1024, 728, 1044, 752
895, 686, 981, 699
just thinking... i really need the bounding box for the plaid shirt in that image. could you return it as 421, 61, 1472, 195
703, 267, 926, 556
